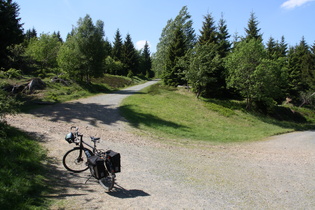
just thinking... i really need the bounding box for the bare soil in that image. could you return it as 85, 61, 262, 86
7, 80, 315, 209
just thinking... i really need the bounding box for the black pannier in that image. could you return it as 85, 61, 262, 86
87, 155, 108, 179
105, 150, 121, 173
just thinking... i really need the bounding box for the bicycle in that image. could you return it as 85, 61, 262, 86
62, 126, 120, 191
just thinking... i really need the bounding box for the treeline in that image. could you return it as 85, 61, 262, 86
0, 1, 154, 83
153, 6, 315, 110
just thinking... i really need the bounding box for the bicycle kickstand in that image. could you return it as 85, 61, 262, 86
85, 175, 93, 184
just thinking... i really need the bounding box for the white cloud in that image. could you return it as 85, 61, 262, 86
281, 0, 314, 9
135, 40, 151, 50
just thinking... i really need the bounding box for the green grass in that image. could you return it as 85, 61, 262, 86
120, 84, 314, 143
0, 124, 52, 209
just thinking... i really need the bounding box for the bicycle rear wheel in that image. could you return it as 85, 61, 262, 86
63, 147, 92, 173
99, 173, 115, 191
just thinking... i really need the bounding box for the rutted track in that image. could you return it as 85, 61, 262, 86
7, 80, 315, 209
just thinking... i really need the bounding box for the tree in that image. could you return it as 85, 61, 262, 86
122, 33, 138, 77
153, 6, 196, 77
287, 37, 315, 101
225, 39, 285, 109
25, 33, 62, 71
185, 43, 221, 98
25, 28, 37, 42
0, 0, 24, 69
244, 12, 262, 42
163, 26, 187, 86
198, 13, 217, 45
139, 41, 153, 77
217, 15, 231, 58
57, 15, 105, 81
112, 29, 123, 62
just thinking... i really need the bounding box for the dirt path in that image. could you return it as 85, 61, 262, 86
7, 81, 315, 209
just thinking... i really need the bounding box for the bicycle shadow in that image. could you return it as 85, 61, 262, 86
107, 183, 150, 199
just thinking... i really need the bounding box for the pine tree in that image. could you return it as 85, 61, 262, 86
163, 26, 187, 86
25, 28, 37, 42
122, 33, 138, 76
244, 12, 262, 42
278, 36, 288, 57
153, 6, 195, 77
286, 37, 314, 100
198, 13, 217, 45
139, 41, 153, 77
52, 31, 63, 42
112, 29, 123, 62
217, 15, 231, 58
266, 37, 277, 58
0, 0, 24, 68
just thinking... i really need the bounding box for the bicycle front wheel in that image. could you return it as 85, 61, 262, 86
99, 173, 115, 191
63, 147, 91, 173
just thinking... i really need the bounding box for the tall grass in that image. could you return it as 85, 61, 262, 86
120, 84, 312, 143
0, 124, 51, 209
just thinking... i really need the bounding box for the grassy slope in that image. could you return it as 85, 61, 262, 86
120, 84, 314, 143
0, 124, 52, 209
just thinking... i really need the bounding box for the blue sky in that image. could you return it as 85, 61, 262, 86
15, 0, 315, 53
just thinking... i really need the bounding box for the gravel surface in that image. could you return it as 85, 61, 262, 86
7, 80, 315, 209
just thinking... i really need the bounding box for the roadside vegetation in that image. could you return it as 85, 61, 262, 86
120, 83, 315, 143
0, 124, 52, 209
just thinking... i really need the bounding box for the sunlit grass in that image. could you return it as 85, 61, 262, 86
120, 84, 311, 143
0, 124, 52, 209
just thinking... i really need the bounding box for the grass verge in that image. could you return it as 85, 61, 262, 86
120, 84, 314, 143
0, 123, 52, 209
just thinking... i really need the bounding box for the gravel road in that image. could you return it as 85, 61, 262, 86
7, 80, 315, 209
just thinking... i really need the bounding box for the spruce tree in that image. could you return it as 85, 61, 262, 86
278, 36, 288, 57
217, 15, 231, 58
286, 37, 314, 101
0, 0, 24, 69
25, 28, 37, 42
139, 41, 153, 77
122, 33, 138, 77
198, 13, 217, 45
266, 37, 277, 58
244, 12, 262, 42
163, 26, 187, 86
112, 29, 123, 62
153, 6, 195, 77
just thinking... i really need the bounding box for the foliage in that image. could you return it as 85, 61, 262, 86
24, 33, 62, 71
185, 43, 221, 98
122, 33, 139, 76
163, 26, 187, 86
112, 29, 123, 62
0, 89, 21, 121
198, 13, 217, 45
139, 41, 154, 78
225, 39, 286, 110
286, 37, 315, 102
153, 6, 196, 77
104, 56, 125, 75
2, 68, 22, 79
0, 124, 51, 209
0, 0, 24, 69
57, 15, 105, 82
244, 12, 262, 42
